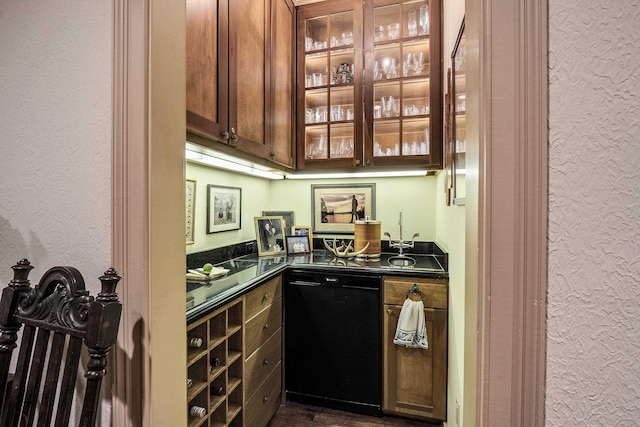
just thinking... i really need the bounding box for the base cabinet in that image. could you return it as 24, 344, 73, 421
383, 276, 448, 421
243, 276, 283, 427
186, 275, 283, 427
187, 299, 244, 427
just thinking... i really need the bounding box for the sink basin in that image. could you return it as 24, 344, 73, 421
388, 256, 416, 267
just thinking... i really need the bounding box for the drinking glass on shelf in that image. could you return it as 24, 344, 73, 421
312, 72, 322, 87
413, 52, 424, 75
341, 32, 353, 45
305, 36, 314, 51
387, 23, 400, 39
407, 10, 418, 37
374, 26, 385, 42
373, 104, 382, 119
419, 4, 430, 35
305, 74, 313, 88
305, 108, 315, 124
381, 96, 396, 118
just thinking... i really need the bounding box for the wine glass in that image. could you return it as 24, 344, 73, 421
419, 4, 429, 36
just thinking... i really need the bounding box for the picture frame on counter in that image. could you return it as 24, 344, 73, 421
254, 216, 286, 256
311, 183, 376, 234
286, 235, 311, 255
292, 225, 313, 242
207, 185, 242, 234
185, 179, 196, 244
262, 210, 295, 236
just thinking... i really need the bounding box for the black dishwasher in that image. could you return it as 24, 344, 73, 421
284, 268, 382, 416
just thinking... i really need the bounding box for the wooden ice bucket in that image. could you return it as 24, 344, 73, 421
354, 219, 381, 259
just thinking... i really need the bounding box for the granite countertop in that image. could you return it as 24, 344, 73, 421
186, 249, 448, 323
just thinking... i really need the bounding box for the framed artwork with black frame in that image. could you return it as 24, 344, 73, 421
206, 185, 242, 233
311, 183, 376, 234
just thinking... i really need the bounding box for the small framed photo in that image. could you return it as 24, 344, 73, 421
262, 211, 295, 236
254, 216, 286, 256
185, 179, 196, 244
311, 183, 376, 234
286, 235, 311, 255
292, 225, 313, 242
207, 185, 242, 233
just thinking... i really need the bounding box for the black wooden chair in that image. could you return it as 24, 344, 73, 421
0, 259, 122, 426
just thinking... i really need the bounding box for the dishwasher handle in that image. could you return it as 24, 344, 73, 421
289, 280, 322, 287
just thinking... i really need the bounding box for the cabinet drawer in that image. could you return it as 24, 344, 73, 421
245, 298, 282, 357
245, 276, 282, 320
245, 330, 282, 394
245, 361, 282, 427
384, 277, 448, 309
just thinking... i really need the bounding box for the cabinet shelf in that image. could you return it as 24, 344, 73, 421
227, 403, 242, 423
187, 380, 208, 402
209, 395, 225, 413
188, 416, 207, 427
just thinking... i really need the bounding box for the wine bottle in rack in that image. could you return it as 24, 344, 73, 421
211, 356, 221, 367
212, 385, 225, 396
188, 337, 203, 348
189, 405, 207, 418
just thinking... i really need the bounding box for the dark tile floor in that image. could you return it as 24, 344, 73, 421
268, 403, 443, 427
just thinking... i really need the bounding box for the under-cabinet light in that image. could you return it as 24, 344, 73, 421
185, 148, 285, 180
284, 170, 430, 179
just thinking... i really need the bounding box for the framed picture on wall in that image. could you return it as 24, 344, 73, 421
207, 185, 242, 233
185, 179, 196, 244
311, 183, 376, 234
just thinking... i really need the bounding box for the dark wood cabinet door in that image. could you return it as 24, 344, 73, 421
186, 0, 229, 142
383, 305, 447, 421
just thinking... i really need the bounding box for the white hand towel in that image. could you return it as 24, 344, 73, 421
393, 298, 428, 350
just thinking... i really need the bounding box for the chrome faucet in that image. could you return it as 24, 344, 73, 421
384, 211, 420, 256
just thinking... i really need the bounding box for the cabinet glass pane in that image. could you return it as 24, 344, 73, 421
305, 16, 328, 51
374, 82, 400, 118
401, 1, 429, 38
402, 118, 430, 155
402, 79, 430, 116
305, 125, 328, 160
374, 5, 401, 42
305, 90, 327, 124
329, 86, 354, 122
374, 121, 400, 157
305, 52, 328, 88
329, 124, 355, 159
329, 11, 354, 48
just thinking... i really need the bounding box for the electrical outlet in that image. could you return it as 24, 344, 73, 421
246, 241, 256, 254
456, 399, 461, 426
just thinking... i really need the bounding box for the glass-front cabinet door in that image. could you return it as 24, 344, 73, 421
297, 1, 364, 170
296, 0, 441, 171
365, 0, 441, 168
451, 18, 465, 204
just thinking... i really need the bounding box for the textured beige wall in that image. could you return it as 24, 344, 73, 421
0, 1, 113, 424
547, 1, 640, 424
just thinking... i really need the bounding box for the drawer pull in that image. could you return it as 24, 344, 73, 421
262, 293, 269, 302
263, 396, 269, 403
263, 323, 269, 329
263, 358, 269, 366
387, 308, 393, 315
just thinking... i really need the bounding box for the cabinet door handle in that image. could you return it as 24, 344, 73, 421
221, 130, 230, 141
262, 293, 269, 302
263, 358, 269, 366
263, 396, 269, 403
387, 308, 393, 315
230, 127, 238, 141
263, 323, 269, 329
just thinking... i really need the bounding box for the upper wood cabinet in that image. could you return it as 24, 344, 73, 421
296, 0, 442, 171
187, 0, 295, 169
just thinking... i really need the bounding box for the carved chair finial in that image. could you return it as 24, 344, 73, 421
97, 268, 121, 303
10, 259, 34, 287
